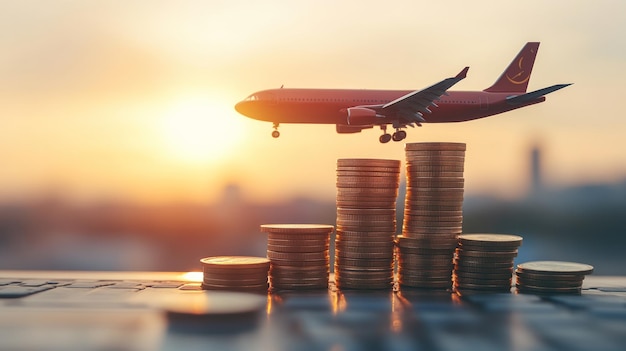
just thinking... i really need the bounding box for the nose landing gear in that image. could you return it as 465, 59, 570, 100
271, 123, 280, 138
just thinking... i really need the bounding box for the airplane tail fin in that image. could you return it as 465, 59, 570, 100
484, 42, 540, 93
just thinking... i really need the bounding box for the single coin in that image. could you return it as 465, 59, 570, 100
406, 160, 465, 168
454, 265, 513, 274
335, 241, 394, 250
405, 142, 466, 151
337, 208, 396, 215
405, 150, 466, 157
336, 270, 394, 280
202, 270, 267, 281
407, 164, 464, 172
336, 166, 400, 173
516, 261, 594, 275
453, 271, 513, 280
515, 277, 583, 288
260, 224, 334, 234
516, 284, 582, 294
455, 248, 518, 259
203, 277, 268, 286
335, 249, 394, 260
514, 270, 585, 282
452, 275, 512, 286
404, 201, 464, 210
337, 213, 396, 222
458, 234, 523, 248
334, 257, 394, 268
267, 238, 329, 246
402, 224, 463, 234
337, 158, 401, 168
335, 244, 394, 255
267, 232, 333, 241
201, 283, 269, 291
201, 256, 270, 270
267, 243, 329, 253
337, 170, 401, 177
266, 250, 328, 261
269, 263, 328, 272
337, 187, 398, 195
453, 257, 515, 266
406, 171, 465, 178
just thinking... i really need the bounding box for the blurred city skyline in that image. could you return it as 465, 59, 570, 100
1, 1, 626, 205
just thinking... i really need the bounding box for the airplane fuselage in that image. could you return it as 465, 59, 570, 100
235, 88, 544, 126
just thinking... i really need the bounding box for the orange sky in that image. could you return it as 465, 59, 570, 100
1, 1, 625, 204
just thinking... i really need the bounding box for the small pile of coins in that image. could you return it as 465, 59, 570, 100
398, 142, 466, 289
453, 234, 522, 295
452, 234, 523, 295
200, 256, 270, 292
516, 261, 594, 295
335, 158, 400, 289
261, 224, 333, 290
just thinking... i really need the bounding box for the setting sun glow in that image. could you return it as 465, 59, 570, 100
159, 96, 245, 164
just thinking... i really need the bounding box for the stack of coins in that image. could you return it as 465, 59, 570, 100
453, 234, 522, 295
398, 142, 465, 289
335, 158, 400, 289
200, 256, 270, 292
261, 224, 333, 290
516, 261, 594, 295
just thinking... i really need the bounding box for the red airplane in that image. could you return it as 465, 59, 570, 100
235, 42, 570, 143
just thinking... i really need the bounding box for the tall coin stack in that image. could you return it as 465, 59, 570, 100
516, 261, 593, 295
398, 142, 466, 289
261, 224, 334, 290
335, 158, 400, 290
453, 234, 522, 295
200, 256, 270, 292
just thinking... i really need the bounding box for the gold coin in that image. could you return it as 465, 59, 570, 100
267, 250, 328, 261
458, 234, 523, 248
406, 178, 465, 188
260, 224, 334, 234
337, 158, 401, 168
266, 243, 329, 253
455, 248, 518, 259
405, 149, 466, 157
405, 142, 466, 151
201, 256, 270, 270
516, 261, 594, 275
405, 171, 465, 178
337, 166, 401, 173
337, 187, 398, 196
337, 170, 401, 177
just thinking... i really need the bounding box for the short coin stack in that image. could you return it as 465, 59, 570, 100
516, 261, 593, 295
398, 142, 466, 289
261, 224, 334, 290
335, 158, 400, 289
453, 234, 522, 295
200, 256, 270, 292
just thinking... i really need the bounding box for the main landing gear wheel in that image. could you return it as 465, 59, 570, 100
271, 123, 280, 138
392, 130, 407, 142
379, 133, 392, 143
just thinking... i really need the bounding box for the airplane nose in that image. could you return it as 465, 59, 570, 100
234, 101, 245, 115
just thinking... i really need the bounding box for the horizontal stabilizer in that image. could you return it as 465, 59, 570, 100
506, 84, 572, 105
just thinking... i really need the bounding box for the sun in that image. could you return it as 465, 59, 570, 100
159, 95, 245, 164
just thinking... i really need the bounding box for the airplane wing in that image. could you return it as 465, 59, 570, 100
381, 67, 469, 125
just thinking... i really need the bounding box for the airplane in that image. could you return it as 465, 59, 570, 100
234, 42, 570, 143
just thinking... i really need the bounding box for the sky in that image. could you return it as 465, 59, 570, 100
1, 0, 625, 204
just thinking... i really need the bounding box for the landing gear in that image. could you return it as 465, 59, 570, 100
379, 125, 392, 143
271, 123, 280, 138
379, 125, 407, 143
392, 130, 407, 142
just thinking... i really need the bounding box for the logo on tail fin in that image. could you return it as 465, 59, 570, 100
506, 50, 535, 85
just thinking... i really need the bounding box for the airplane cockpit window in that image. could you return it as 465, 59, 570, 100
245, 94, 259, 101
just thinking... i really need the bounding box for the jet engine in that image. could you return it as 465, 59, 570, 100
346, 107, 381, 126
